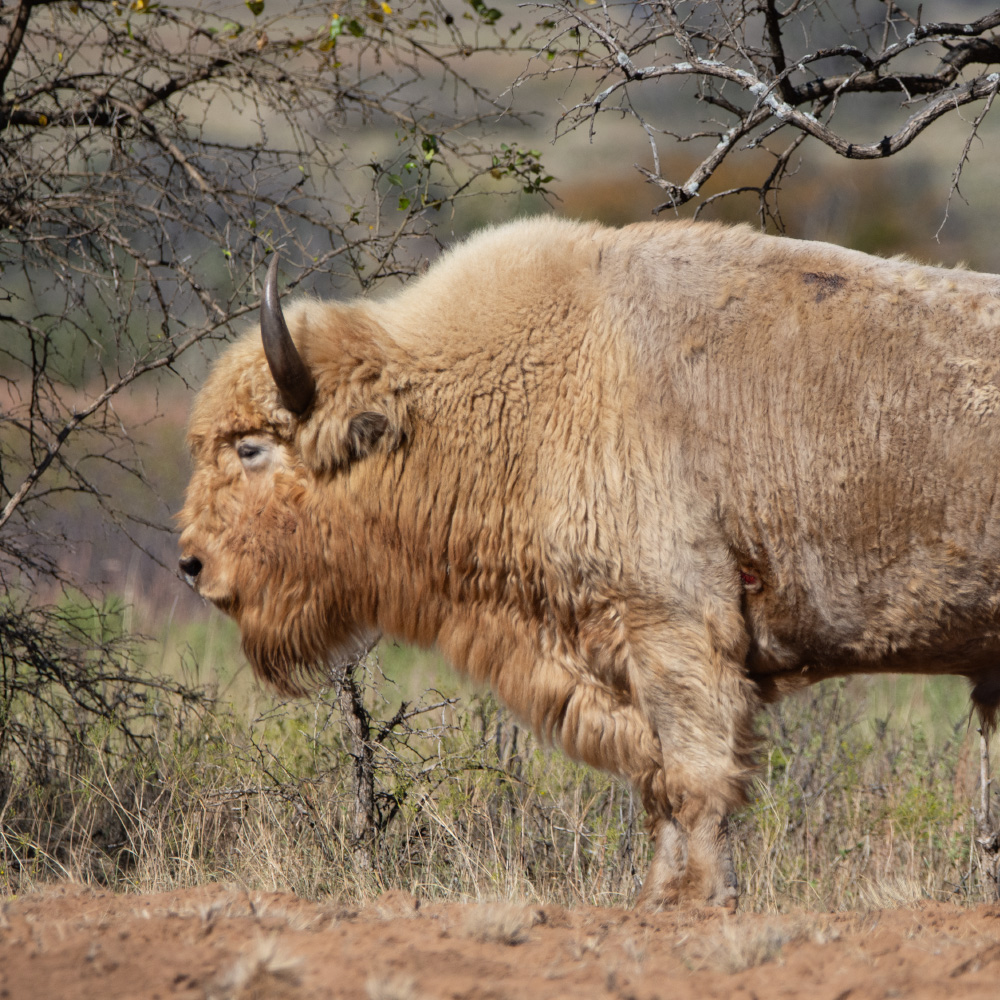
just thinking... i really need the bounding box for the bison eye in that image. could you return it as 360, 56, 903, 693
235, 438, 272, 469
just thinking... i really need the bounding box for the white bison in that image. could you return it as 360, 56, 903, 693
179, 217, 1000, 908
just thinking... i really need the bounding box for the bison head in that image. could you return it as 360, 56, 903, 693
177, 257, 408, 691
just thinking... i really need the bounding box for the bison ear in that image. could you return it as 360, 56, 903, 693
298, 406, 399, 472
346, 410, 390, 461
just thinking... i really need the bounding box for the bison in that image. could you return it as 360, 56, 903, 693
178, 217, 1000, 909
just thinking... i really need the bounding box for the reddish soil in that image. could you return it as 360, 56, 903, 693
1, 883, 998, 999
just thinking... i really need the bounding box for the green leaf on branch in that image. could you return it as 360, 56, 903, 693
467, 0, 502, 24
490, 142, 554, 196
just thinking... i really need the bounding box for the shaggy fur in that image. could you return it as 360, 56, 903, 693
179, 217, 1000, 909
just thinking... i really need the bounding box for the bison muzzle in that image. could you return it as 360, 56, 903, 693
178, 217, 1000, 909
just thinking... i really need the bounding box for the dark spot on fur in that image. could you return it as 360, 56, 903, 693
802, 271, 847, 303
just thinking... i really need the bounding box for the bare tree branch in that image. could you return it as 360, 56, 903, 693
522, 1, 1000, 217
0, 0, 32, 94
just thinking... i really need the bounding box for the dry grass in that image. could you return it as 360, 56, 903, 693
731, 677, 996, 911
857, 874, 927, 911
461, 902, 537, 945
365, 973, 421, 1000
677, 919, 795, 973
207, 936, 303, 1000
1, 613, 998, 913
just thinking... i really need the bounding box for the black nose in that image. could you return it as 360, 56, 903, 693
179, 555, 203, 579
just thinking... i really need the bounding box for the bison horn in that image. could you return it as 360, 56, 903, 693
261, 254, 316, 415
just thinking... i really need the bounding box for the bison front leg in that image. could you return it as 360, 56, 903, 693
638, 805, 738, 911
633, 627, 757, 910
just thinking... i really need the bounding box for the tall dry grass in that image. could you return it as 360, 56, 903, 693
1, 601, 997, 911
734, 675, 995, 910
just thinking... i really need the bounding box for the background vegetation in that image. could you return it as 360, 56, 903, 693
3, 0, 1000, 910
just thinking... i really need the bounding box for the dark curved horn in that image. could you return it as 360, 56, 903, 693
261, 254, 315, 415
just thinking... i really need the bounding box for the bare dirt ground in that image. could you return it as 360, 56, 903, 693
2, 884, 999, 1000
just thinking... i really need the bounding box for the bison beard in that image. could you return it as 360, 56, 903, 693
179, 216, 1000, 909
242, 501, 380, 694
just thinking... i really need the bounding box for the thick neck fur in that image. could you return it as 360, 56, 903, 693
317, 310, 598, 671
289, 264, 652, 746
